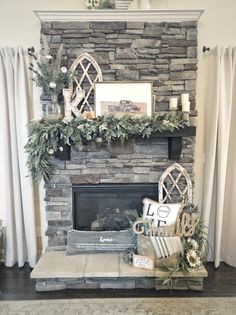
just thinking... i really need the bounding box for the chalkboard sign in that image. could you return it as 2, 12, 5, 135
66, 230, 136, 255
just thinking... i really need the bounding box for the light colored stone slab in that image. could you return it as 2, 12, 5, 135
155, 266, 208, 278
84, 253, 119, 277
31, 251, 86, 279
119, 253, 154, 277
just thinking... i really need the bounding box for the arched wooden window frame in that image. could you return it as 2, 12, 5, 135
70, 52, 103, 112
158, 163, 193, 204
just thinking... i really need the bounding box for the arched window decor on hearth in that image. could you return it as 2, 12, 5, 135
158, 163, 193, 204
70, 53, 103, 112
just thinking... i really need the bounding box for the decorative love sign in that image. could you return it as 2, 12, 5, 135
142, 198, 182, 228
133, 254, 154, 270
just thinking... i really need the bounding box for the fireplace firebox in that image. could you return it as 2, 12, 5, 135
72, 183, 157, 231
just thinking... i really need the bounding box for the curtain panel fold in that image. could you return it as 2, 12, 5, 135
202, 46, 236, 268
0, 47, 37, 267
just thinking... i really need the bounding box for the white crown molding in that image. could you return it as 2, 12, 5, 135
34, 10, 204, 23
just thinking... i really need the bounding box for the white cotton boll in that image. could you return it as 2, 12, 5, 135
49, 82, 57, 89
60, 67, 68, 74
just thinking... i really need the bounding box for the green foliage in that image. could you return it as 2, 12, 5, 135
29, 34, 72, 101
25, 113, 189, 181
159, 211, 208, 289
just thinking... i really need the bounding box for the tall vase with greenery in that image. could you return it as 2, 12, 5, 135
29, 34, 73, 119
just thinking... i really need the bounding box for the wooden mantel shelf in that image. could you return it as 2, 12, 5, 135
34, 9, 204, 23
151, 126, 196, 160
56, 126, 196, 161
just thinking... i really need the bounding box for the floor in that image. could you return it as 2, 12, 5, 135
0, 262, 236, 300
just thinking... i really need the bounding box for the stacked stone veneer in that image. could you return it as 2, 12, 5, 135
45, 137, 195, 250
41, 19, 198, 250
41, 20, 198, 111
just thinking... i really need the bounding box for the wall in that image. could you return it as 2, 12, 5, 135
1, 0, 236, 250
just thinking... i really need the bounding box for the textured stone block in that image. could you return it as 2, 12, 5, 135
52, 22, 89, 30
91, 22, 126, 30
132, 39, 161, 49
70, 174, 100, 184
170, 58, 197, 65
51, 35, 62, 43
46, 211, 62, 221
66, 163, 86, 170
161, 47, 186, 54
187, 47, 198, 58
127, 22, 144, 29
187, 29, 198, 40
185, 80, 196, 90
144, 24, 164, 36
170, 71, 196, 80
135, 278, 155, 289
100, 279, 136, 289
116, 69, 139, 80
36, 281, 66, 291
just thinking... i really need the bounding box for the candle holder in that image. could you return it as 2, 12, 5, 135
182, 112, 190, 122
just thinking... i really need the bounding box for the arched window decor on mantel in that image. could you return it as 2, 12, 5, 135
70, 53, 103, 112
158, 163, 193, 204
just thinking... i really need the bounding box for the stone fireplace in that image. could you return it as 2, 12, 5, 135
41, 11, 199, 249
45, 134, 195, 250
30, 10, 207, 291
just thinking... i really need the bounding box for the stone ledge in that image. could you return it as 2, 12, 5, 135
31, 251, 207, 291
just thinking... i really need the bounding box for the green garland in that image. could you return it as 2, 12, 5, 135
25, 113, 189, 181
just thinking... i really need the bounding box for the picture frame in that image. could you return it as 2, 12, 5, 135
95, 81, 153, 117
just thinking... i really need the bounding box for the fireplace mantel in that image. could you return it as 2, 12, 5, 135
34, 9, 204, 22
56, 126, 196, 161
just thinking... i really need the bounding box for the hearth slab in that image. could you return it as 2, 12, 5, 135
85, 253, 119, 277
31, 251, 86, 278
31, 251, 207, 280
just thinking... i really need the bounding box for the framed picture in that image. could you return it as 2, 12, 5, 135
95, 81, 153, 117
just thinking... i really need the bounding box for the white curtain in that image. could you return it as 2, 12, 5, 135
202, 46, 236, 268
0, 47, 37, 267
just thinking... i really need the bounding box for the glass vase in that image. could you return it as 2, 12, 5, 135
46, 93, 62, 119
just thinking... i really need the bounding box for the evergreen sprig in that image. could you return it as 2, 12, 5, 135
25, 113, 189, 181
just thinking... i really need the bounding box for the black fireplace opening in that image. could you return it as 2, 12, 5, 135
72, 183, 158, 231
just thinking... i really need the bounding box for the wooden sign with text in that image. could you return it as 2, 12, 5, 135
133, 254, 154, 270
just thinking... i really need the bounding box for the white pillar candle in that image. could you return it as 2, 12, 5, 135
182, 100, 191, 112
169, 97, 178, 110
181, 93, 189, 105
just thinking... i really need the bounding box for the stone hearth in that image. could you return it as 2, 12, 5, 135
31, 251, 207, 291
